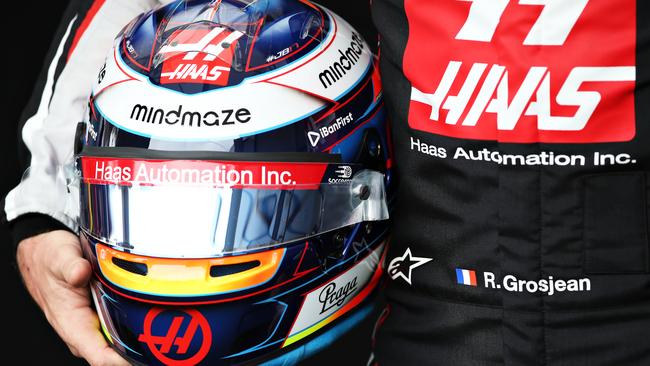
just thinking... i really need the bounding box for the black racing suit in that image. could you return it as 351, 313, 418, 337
371, 0, 650, 364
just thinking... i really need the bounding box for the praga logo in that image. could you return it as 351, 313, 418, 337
318, 277, 359, 314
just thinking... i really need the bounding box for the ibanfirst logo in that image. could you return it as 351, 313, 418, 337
318, 33, 365, 89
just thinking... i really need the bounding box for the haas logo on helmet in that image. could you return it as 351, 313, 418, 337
159, 27, 244, 86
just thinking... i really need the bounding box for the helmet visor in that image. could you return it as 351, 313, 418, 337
77, 154, 387, 258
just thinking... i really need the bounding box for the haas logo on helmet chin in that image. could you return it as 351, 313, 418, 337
158, 27, 244, 86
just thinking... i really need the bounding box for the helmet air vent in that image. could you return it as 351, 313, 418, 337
111, 257, 148, 276
210, 260, 261, 277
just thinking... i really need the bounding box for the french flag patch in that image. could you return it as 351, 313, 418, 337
456, 268, 478, 286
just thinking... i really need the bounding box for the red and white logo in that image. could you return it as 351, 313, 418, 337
159, 27, 243, 86
80, 156, 330, 189
404, 0, 637, 143
138, 308, 212, 366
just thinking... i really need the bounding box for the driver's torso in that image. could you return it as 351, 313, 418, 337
372, 0, 650, 364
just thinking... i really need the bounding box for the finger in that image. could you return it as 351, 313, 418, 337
91, 345, 132, 366
67, 344, 81, 358
61, 307, 130, 366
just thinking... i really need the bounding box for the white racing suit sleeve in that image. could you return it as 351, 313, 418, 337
3, 0, 165, 236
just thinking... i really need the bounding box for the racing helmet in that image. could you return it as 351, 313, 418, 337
74, 0, 392, 364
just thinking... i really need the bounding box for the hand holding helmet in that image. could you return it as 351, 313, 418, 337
16, 230, 130, 366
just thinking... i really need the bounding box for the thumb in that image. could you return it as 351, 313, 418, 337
47, 232, 92, 288
63, 257, 92, 288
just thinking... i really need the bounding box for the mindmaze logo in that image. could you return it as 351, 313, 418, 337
318, 276, 358, 314
318, 32, 365, 89
130, 104, 251, 128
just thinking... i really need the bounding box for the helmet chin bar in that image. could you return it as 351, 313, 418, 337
92, 240, 285, 296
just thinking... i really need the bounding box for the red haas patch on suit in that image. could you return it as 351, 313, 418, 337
159, 27, 244, 86
404, 0, 637, 143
